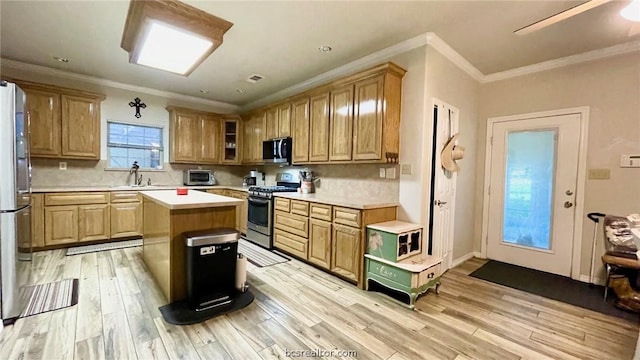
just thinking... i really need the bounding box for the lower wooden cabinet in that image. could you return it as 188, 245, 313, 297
308, 219, 332, 269
273, 229, 308, 259
78, 204, 110, 241
110, 202, 142, 238
331, 224, 362, 282
44, 206, 79, 245
31, 194, 45, 248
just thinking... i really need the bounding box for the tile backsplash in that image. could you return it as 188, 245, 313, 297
261, 164, 400, 202
30, 159, 246, 188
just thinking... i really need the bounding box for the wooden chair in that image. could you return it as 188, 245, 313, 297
602, 254, 640, 300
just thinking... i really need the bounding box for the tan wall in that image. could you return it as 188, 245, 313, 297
424, 46, 481, 260
476, 52, 640, 279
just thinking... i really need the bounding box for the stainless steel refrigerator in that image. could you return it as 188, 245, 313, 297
0, 81, 32, 324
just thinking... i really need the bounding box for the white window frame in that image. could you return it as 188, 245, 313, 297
106, 120, 164, 171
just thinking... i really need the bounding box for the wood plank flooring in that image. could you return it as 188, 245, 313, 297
1, 249, 638, 359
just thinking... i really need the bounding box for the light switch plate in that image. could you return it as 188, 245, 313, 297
59, 162, 67, 170
386, 167, 397, 179
379, 168, 386, 178
401, 163, 413, 175
588, 168, 610, 180
620, 154, 640, 168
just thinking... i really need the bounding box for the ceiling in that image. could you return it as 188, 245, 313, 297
1, 1, 639, 107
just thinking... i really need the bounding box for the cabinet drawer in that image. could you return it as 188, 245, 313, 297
416, 263, 442, 288
310, 203, 332, 221
274, 210, 309, 238
274, 198, 291, 212
45, 192, 109, 206
110, 191, 141, 203
333, 207, 361, 228
367, 257, 412, 286
290, 200, 309, 216
273, 229, 308, 259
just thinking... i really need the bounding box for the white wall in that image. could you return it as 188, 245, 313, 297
476, 52, 640, 279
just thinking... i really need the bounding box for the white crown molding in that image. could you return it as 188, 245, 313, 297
425, 33, 485, 82
240, 33, 430, 112
0, 58, 240, 113
483, 40, 640, 83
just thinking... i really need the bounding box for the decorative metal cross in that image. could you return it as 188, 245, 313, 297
129, 97, 146, 118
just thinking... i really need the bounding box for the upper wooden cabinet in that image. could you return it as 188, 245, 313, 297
309, 93, 330, 162
240, 62, 405, 165
168, 107, 230, 165
19, 81, 105, 160
291, 97, 310, 163
242, 111, 266, 164
221, 117, 241, 164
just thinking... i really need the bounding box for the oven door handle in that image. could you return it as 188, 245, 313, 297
248, 196, 270, 205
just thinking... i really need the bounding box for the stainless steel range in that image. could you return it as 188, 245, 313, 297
245, 172, 300, 249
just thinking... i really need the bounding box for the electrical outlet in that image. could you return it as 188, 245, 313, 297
59, 162, 67, 170
379, 168, 386, 178
588, 168, 610, 180
401, 163, 413, 175
386, 167, 397, 179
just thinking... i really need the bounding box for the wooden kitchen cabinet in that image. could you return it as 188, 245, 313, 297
309, 92, 330, 162
31, 194, 45, 248
329, 84, 354, 161
332, 224, 362, 282
265, 107, 278, 139
23, 88, 61, 157
309, 219, 332, 269
110, 202, 143, 238
352, 75, 384, 161
242, 111, 266, 164
61, 94, 101, 159
19, 81, 104, 159
45, 206, 79, 245
78, 204, 110, 241
291, 97, 310, 163
278, 102, 291, 137
168, 107, 228, 164
221, 117, 241, 164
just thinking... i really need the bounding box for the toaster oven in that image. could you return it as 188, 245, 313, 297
184, 170, 216, 186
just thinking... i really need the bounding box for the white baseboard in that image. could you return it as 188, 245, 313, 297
473, 251, 484, 259
451, 252, 475, 268
578, 274, 606, 286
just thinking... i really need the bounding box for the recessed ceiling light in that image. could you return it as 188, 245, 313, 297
53, 56, 69, 63
235, 88, 245, 94
621, 0, 640, 22
318, 45, 332, 53
199, 89, 209, 94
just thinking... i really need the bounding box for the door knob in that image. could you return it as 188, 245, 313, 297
565, 190, 574, 196
435, 200, 447, 206
564, 201, 573, 208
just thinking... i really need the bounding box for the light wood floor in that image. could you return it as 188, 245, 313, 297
1, 248, 638, 360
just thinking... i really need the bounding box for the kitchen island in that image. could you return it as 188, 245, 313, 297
140, 190, 243, 303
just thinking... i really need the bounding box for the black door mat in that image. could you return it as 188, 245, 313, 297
159, 290, 254, 325
469, 260, 640, 323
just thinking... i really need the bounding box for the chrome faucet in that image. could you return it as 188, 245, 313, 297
130, 161, 142, 186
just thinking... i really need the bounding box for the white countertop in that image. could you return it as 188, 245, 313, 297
140, 190, 243, 210
32, 185, 249, 193
273, 192, 399, 210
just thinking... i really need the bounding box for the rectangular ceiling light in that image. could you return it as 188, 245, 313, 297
121, 0, 233, 76
135, 21, 213, 75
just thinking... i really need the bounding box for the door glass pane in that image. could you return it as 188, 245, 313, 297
503, 129, 556, 250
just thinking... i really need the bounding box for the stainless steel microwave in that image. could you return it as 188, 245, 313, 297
183, 169, 216, 186
263, 137, 292, 165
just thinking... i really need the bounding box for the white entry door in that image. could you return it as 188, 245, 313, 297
430, 100, 458, 270
486, 114, 581, 276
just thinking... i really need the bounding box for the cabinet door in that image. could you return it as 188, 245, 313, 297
353, 75, 384, 160
31, 194, 45, 248
278, 103, 291, 137
23, 89, 61, 157
241, 196, 248, 235
291, 97, 309, 163
170, 110, 199, 163
199, 115, 220, 164
331, 224, 361, 282
221, 118, 240, 164
78, 204, 110, 241
242, 116, 253, 163
265, 107, 278, 140
110, 202, 143, 238
309, 219, 332, 269
61, 95, 101, 159
329, 84, 354, 161
252, 112, 266, 162
309, 93, 330, 162
45, 206, 78, 245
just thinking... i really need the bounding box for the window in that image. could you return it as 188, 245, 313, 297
107, 121, 163, 169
